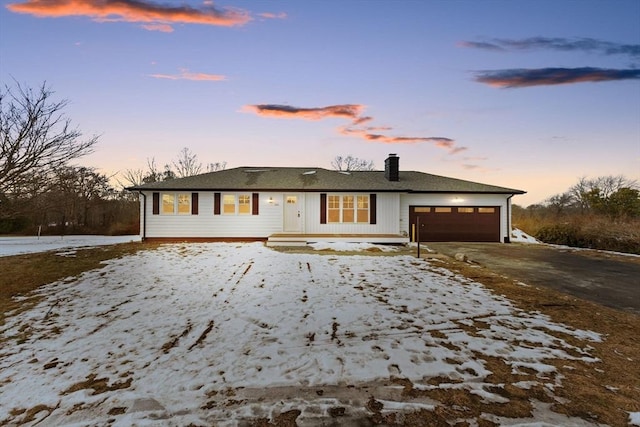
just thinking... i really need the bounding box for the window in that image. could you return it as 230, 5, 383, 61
435, 207, 452, 213
478, 207, 496, 213
162, 194, 175, 214
328, 195, 340, 223
458, 207, 474, 213
342, 196, 354, 222
327, 194, 369, 223
222, 193, 255, 215
223, 195, 236, 214
414, 207, 431, 213
177, 194, 191, 214
238, 194, 251, 214
357, 195, 369, 223
161, 193, 191, 215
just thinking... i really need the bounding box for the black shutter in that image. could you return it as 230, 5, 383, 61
320, 193, 327, 224
370, 193, 377, 224
214, 193, 221, 215
191, 193, 199, 215
152, 192, 159, 215
252, 193, 259, 215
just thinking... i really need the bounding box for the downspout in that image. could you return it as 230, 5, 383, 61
504, 194, 514, 243
139, 191, 147, 241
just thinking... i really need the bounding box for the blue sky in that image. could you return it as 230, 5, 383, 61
1, 0, 638, 206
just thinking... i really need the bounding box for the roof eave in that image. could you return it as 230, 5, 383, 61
129, 187, 525, 194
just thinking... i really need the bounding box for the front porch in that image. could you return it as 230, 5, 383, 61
266, 233, 409, 247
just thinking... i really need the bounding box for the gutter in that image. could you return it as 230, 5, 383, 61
139, 191, 147, 241
505, 194, 514, 243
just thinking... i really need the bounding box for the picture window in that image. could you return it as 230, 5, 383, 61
327, 194, 369, 223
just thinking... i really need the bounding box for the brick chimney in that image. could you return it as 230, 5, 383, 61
384, 153, 399, 181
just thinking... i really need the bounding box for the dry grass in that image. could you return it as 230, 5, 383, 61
437, 255, 640, 427
513, 213, 640, 254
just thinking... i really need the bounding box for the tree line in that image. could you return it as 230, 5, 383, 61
0, 82, 225, 235
514, 176, 640, 253
1, 81, 377, 236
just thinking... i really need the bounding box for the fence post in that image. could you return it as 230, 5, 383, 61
416, 216, 421, 258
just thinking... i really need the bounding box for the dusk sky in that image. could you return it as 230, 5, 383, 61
1, 0, 638, 206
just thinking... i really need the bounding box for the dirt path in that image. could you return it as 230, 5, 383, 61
424, 242, 640, 315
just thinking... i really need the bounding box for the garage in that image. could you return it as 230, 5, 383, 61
409, 206, 501, 242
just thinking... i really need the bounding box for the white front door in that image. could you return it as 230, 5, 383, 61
283, 194, 302, 232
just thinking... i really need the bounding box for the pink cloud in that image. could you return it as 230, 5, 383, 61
244, 102, 466, 154
150, 69, 226, 81
259, 12, 287, 19
6, 0, 252, 31
244, 104, 365, 121
338, 125, 465, 153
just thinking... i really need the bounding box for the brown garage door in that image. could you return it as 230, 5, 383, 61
409, 206, 500, 242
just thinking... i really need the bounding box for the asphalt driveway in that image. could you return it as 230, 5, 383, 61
424, 242, 640, 315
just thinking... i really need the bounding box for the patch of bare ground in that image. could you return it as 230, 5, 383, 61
9, 403, 61, 425
434, 254, 640, 427
270, 244, 414, 257
63, 373, 133, 395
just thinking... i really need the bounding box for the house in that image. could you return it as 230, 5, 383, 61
126, 154, 525, 245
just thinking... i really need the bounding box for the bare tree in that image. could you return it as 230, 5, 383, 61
545, 192, 574, 215
206, 161, 227, 172
0, 81, 99, 195
331, 155, 375, 171
120, 158, 166, 187
121, 149, 227, 189
120, 168, 146, 188
173, 147, 202, 178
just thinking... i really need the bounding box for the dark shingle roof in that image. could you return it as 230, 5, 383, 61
126, 167, 525, 194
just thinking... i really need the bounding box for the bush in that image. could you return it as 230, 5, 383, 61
525, 217, 640, 254
535, 224, 582, 247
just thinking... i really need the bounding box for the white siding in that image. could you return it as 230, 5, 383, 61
138, 190, 514, 241
141, 191, 283, 238
400, 193, 512, 242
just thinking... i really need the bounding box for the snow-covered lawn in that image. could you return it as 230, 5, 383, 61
0, 235, 141, 257
1, 242, 606, 425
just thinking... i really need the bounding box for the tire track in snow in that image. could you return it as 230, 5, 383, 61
161, 320, 193, 353
188, 320, 215, 351
216, 260, 255, 304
